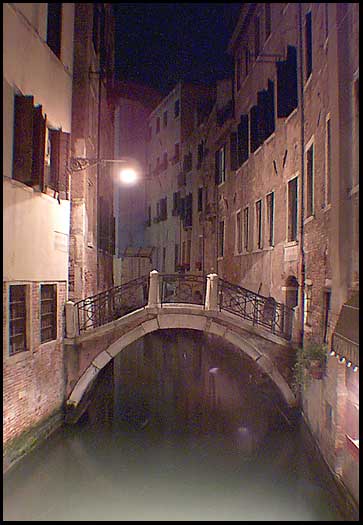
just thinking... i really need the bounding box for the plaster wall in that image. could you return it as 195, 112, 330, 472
3, 179, 70, 282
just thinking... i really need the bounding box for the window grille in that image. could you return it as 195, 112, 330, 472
40, 284, 57, 343
9, 285, 28, 356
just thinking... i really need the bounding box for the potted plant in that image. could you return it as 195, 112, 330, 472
292, 341, 328, 393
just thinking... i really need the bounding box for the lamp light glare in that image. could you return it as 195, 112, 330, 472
352, 366, 358, 372
339, 356, 346, 364
120, 167, 138, 185
329, 350, 336, 357
346, 361, 352, 368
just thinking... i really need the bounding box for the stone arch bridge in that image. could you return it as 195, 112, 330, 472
64, 271, 298, 423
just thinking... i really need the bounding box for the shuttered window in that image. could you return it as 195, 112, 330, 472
215, 145, 226, 185
47, 3, 62, 59
250, 105, 260, 152
276, 46, 298, 118
288, 177, 298, 241
237, 114, 249, 165
9, 285, 28, 356
13, 95, 34, 185
184, 193, 193, 228
305, 11, 312, 80
40, 284, 57, 343
257, 80, 275, 142
230, 132, 238, 170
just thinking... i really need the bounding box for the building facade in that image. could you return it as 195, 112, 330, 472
3, 3, 75, 454
144, 82, 215, 273
226, 2, 359, 512
69, 2, 116, 302
113, 80, 161, 284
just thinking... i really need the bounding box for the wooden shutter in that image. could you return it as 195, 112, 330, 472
230, 132, 238, 170
58, 131, 70, 199
49, 129, 60, 190
250, 105, 259, 152
238, 114, 249, 166
215, 150, 220, 184
257, 89, 268, 144
277, 46, 297, 118
32, 105, 46, 190
13, 95, 34, 184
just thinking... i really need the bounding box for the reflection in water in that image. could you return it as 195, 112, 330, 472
3, 330, 345, 521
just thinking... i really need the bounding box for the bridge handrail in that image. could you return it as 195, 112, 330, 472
218, 278, 293, 339
160, 273, 206, 306
74, 275, 149, 334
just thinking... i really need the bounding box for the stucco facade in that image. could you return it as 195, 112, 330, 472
3, 3, 75, 451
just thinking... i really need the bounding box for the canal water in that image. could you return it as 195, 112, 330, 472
4, 330, 346, 521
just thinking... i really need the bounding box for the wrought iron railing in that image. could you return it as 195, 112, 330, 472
218, 278, 293, 340
74, 275, 149, 335
160, 274, 206, 306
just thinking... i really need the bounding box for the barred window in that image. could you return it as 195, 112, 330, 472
9, 285, 28, 356
40, 284, 57, 343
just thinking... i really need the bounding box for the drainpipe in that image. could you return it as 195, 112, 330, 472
298, 3, 305, 348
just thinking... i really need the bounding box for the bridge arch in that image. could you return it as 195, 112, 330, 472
66, 305, 297, 422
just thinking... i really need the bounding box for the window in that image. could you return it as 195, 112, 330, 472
147, 205, 151, 226
218, 219, 225, 258
257, 79, 275, 143
197, 187, 203, 212
87, 180, 95, 246
288, 177, 298, 241
265, 3, 271, 40
255, 200, 263, 249
40, 284, 57, 343
276, 46, 298, 118
162, 247, 166, 273
159, 197, 167, 221
236, 57, 241, 91
183, 152, 193, 173
215, 145, 226, 185
325, 402, 333, 432
174, 99, 180, 118
162, 152, 168, 170
237, 114, 249, 165
304, 283, 312, 326
183, 193, 193, 228
323, 289, 331, 343
47, 3, 62, 58
197, 141, 204, 169
174, 143, 180, 162
266, 192, 274, 246
250, 105, 260, 152
305, 11, 312, 81
325, 117, 332, 206
230, 131, 238, 170
243, 207, 249, 251
156, 117, 160, 134
244, 45, 250, 77
9, 285, 28, 356
306, 143, 314, 218
163, 110, 168, 128
174, 244, 179, 271
254, 16, 260, 58
12, 95, 70, 197
236, 210, 242, 254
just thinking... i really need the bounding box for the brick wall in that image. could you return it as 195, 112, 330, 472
3, 281, 66, 446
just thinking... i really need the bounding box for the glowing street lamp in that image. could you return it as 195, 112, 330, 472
69, 157, 142, 185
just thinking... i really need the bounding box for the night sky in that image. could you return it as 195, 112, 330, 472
113, 3, 242, 95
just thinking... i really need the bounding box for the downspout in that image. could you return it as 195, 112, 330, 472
298, 3, 305, 348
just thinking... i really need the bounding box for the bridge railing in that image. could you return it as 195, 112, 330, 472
66, 271, 293, 340
218, 278, 293, 340
160, 274, 206, 306
73, 275, 149, 335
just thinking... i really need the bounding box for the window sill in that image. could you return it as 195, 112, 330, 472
304, 215, 314, 225
304, 74, 313, 92
6, 349, 31, 363
285, 107, 298, 125
284, 240, 298, 248
264, 132, 275, 146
